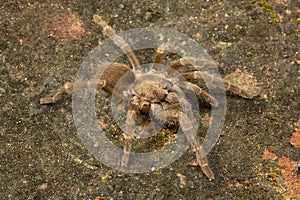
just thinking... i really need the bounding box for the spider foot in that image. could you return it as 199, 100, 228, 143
196, 150, 215, 181
40, 90, 63, 104
200, 164, 215, 181
40, 82, 73, 104
40, 96, 56, 104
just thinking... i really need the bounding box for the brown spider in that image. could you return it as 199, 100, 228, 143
40, 15, 253, 181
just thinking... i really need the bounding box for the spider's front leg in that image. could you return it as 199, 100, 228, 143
93, 15, 140, 71
178, 97, 215, 181
151, 44, 169, 70
150, 95, 215, 181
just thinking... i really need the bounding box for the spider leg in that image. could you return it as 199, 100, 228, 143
180, 82, 219, 107
121, 105, 137, 168
40, 62, 134, 105
151, 45, 168, 70
39, 79, 106, 104
169, 57, 218, 71
194, 142, 215, 181
93, 15, 140, 71
178, 97, 215, 181
183, 71, 253, 99
150, 93, 215, 181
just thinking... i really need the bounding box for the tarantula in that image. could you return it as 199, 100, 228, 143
40, 15, 253, 181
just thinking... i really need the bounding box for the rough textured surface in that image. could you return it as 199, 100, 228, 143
1, 0, 299, 199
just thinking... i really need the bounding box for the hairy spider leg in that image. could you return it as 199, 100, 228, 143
39, 80, 106, 104
93, 15, 140, 71
121, 104, 137, 168
150, 92, 215, 180
40, 62, 133, 104
183, 71, 253, 99
151, 46, 168, 70
180, 82, 219, 107
169, 57, 218, 71
178, 96, 215, 180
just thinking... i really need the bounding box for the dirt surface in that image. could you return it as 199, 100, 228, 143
1, 0, 299, 199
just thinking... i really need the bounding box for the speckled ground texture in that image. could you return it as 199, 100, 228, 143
1, 0, 299, 199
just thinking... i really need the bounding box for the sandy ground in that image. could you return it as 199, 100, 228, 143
1, 0, 299, 199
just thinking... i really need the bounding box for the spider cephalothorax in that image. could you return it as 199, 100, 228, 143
40, 15, 254, 181
131, 77, 169, 112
